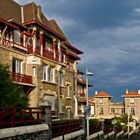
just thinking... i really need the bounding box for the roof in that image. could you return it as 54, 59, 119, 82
0, 0, 83, 55
77, 70, 84, 75
64, 41, 83, 54
0, 17, 19, 29
94, 92, 112, 98
0, 0, 21, 23
23, 20, 66, 41
123, 91, 140, 97
77, 79, 93, 87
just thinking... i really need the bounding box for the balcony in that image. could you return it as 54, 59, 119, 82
43, 49, 54, 60
27, 45, 33, 54
35, 47, 41, 55
0, 37, 27, 51
11, 72, 33, 85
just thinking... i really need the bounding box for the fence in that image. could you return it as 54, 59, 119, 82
52, 119, 82, 138
0, 106, 45, 128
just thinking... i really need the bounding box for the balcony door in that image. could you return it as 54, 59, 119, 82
12, 58, 22, 74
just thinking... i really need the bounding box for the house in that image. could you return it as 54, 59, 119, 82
123, 90, 140, 121
91, 91, 124, 119
0, 0, 83, 119
75, 70, 93, 117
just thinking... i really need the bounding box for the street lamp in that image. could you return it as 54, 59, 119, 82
85, 68, 93, 140
128, 106, 130, 139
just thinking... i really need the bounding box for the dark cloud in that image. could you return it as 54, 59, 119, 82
17, 0, 140, 101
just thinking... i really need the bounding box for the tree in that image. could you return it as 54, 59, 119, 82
0, 63, 29, 107
115, 113, 133, 130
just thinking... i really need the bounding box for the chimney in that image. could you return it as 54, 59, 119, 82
126, 89, 128, 94
95, 91, 98, 95
37, 6, 42, 21
21, 6, 24, 23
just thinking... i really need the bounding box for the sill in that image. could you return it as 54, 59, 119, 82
59, 112, 65, 114
66, 96, 72, 100
60, 85, 65, 88
41, 80, 57, 85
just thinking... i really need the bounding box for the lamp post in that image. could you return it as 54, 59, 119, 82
128, 106, 130, 139
85, 68, 93, 140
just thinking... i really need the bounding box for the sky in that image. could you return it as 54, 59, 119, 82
16, 0, 140, 101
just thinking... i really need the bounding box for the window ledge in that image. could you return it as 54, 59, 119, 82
66, 96, 72, 100
60, 85, 66, 88
41, 80, 57, 85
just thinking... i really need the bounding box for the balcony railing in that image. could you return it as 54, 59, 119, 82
0, 106, 45, 128
43, 49, 54, 60
0, 37, 27, 51
52, 119, 82, 138
11, 72, 32, 85
27, 45, 33, 54
35, 47, 41, 55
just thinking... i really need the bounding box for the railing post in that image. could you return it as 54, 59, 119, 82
11, 107, 15, 127
0, 112, 2, 128
40, 105, 52, 140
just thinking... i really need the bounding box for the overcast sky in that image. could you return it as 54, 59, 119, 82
16, 0, 140, 101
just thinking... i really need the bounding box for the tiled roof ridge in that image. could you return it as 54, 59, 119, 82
95, 91, 112, 97
125, 90, 139, 95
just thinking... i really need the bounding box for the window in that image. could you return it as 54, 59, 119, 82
14, 30, 20, 44
12, 58, 22, 73
32, 66, 36, 77
42, 64, 47, 80
66, 83, 71, 97
48, 66, 54, 82
111, 108, 115, 114
59, 71, 64, 86
131, 108, 135, 115
99, 107, 104, 115
130, 98, 135, 104
46, 39, 53, 51
121, 108, 125, 114
99, 98, 103, 104
36, 36, 40, 48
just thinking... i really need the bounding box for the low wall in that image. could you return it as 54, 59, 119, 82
89, 130, 104, 140
53, 129, 84, 140
0, 124, 50, 140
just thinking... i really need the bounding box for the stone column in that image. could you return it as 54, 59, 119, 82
33, 27, 37, 53
40, 31, 43, 56
41, 105, 52, 140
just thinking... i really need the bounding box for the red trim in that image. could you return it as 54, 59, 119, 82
0, 107, 45, 128
0, 18, 19, 30
64, 41, 83, 54
23, 20, 66, 41
66, 51, 80, 60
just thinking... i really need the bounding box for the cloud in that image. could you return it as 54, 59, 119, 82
47, 15, 77, 29
134, 8, 140, 15
16, 0, 140, 100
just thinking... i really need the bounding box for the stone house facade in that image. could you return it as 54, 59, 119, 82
0, 0, 83, 119
90, 90, 140, 121
123, 90, 140, 121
